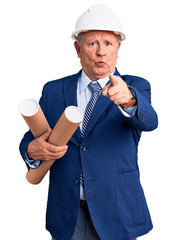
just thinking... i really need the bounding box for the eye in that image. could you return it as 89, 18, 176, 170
106, 42, 111, 46
90, 42, 95, 46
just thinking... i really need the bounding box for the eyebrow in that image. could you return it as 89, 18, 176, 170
87, 37, 116, 42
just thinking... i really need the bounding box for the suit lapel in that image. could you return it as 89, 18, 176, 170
63, 70, 82, 144
82, 68, 121, 139
63, 70, 81, 108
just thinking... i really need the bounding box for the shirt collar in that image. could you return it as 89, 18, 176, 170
79, 69, 115, 94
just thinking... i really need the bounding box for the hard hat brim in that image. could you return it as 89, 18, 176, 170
71, 29, 126, 41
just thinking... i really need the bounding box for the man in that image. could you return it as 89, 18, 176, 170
19, 4, 158, 240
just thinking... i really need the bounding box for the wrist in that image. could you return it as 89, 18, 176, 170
121, 86, 137, 109
128, 86, 136, 100
121, 99, 137, 109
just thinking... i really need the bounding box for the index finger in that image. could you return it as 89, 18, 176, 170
45, 142, 68, 153
109, 75, 120, 86
102, 83, 111, 96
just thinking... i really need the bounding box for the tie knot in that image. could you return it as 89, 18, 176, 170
89, 82, 102, 93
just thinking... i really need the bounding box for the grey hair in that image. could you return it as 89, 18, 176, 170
75, 33, 83, 42
75, 33, 122, 42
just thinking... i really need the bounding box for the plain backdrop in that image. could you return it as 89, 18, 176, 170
0, 0, 176, 239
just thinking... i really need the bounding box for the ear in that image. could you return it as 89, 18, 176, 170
74, 41, 81, 58
118, 42, 121, 50
117, 42, 121, 58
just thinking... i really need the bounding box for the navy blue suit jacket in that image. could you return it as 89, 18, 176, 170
19, 68, 158, 240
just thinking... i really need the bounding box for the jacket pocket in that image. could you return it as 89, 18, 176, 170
114, 169, 149, 224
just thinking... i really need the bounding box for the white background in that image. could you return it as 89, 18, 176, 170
0, 0, 176, 239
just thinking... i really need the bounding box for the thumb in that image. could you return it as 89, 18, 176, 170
40, 128, 52, 140
109, 75, 120, 86
102, 83, 111, 96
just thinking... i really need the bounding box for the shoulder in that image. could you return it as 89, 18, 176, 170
43, 71, 81, 91
121, 74, 151, 90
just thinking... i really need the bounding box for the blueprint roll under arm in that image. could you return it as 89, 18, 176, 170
20, 99, 83, 184
19, 98, 51, 138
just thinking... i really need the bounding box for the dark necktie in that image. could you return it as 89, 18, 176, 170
81, 82, 102, 137
80, 81, 102, 186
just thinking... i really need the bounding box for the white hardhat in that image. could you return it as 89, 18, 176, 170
71, 4, 126, 41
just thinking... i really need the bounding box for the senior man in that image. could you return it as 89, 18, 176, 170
19, 4, 158, 240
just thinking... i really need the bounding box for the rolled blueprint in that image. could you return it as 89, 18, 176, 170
20, 99, 83, 184
48, 106, 83, 146
19, 98, 50, 137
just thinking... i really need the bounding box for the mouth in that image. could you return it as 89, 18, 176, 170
96, 61, 105, 67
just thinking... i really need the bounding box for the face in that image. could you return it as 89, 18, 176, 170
74, 31, 121, 81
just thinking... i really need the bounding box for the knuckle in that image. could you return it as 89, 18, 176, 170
102, 86, 106, 91
60, 151, 65, 157
58, 151, 66, 159
109, 95, 113, 101
51, 146, 57, 152
107, 88, 111, 95
60, 146, 65, 151
58, 154, 62, 159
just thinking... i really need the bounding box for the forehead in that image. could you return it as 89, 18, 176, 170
82, 30, 117, 41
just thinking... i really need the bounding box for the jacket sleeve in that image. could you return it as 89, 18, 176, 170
19, 83, 48, 170
124, 77, 158, 131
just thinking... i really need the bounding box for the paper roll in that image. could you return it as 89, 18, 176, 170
48, 106, 83, 145
20, 99, 83, 184
19, 98, 50, 137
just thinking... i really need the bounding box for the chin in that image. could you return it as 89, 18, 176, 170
94, 69, 110, 78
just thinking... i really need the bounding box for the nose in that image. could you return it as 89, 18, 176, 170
96, 44, 105, 57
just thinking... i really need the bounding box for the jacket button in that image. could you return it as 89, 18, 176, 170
74, 179, 79, 185
81, 146, 87, 152
139, 112, 144, 120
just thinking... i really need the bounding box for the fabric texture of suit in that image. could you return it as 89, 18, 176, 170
19, 68, 158, 240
